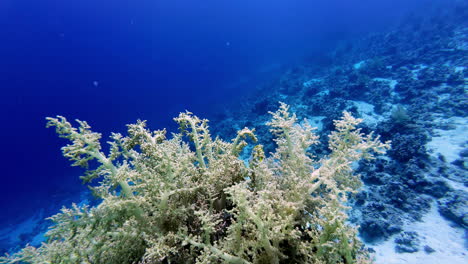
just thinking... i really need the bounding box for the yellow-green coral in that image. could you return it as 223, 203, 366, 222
1, 103, 389, 264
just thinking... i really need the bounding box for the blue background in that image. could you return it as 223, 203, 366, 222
0, 0, 432, 224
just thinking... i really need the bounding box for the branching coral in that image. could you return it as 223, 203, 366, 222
1, 103, 389, 264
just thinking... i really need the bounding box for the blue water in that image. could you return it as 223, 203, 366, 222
0, 0, 439, 248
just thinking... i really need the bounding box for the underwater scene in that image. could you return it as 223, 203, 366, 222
0, 0, 466, 263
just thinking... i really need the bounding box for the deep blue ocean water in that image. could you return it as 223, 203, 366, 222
1, 0, 458, 256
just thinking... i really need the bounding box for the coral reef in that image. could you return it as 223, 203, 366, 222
1, 104, 389, 264
394, 232, 420, 253
210, 4, 467, 254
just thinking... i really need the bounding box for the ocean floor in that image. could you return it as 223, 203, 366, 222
370, 114, 468, 264
371, 202, 467, 264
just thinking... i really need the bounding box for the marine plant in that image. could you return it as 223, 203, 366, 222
1, 103, 389, 264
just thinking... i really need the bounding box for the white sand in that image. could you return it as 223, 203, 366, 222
427, 116, 468, 163
371, 202, 467, 264
350, 101, 386, 129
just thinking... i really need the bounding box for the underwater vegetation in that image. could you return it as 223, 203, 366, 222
1, 103, 389, 264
